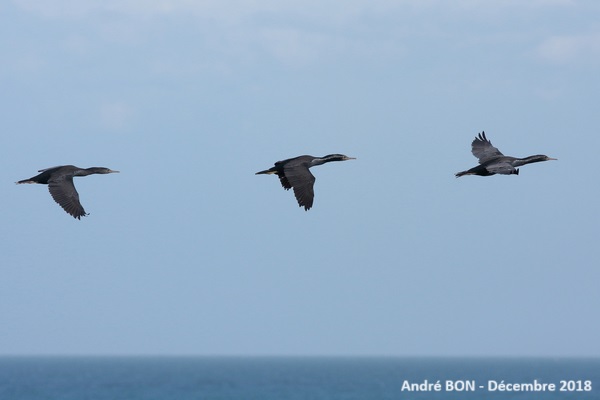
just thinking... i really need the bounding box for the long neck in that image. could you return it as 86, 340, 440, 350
512, 155, 548, 167
74, 167, 100, 177
310, 155, 345, 167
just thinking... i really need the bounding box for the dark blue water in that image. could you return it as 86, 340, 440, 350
0, 357, 598, 400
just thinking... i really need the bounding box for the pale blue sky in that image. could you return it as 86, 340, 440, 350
1, 0, 599, 356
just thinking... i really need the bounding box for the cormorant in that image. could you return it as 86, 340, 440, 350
256, 154, 355, 210
455, 132, 556, 177
17, 165, 119, 219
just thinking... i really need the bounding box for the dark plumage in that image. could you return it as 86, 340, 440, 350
17, 165, 119, 219
256, 154, 355, 210
455, 132, 556, 177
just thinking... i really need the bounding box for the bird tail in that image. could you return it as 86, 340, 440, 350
255, 168, 276, 175
514, 168, 519, 175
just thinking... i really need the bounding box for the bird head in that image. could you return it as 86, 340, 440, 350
523, 155, 557, 164
90, 167, 120, 174
322, 154, 356, 161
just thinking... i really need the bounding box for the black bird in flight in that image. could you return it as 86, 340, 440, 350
256, 154, 355, 210
17, 165, 119, 219
456, 132, 556, 177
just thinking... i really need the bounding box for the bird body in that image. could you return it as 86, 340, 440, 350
455, 132, 556, 177
17, 165, 119, 219
256, 154, 355, 210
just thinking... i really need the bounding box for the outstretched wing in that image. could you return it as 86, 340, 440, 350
47, 175, 87, 219
277, 173, 292, 190
471, 131, 504, 164
38, 165, 68, 173
283, 164, 315, 211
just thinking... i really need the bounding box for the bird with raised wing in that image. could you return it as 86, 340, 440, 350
17, 165, 119, 219
455, 132, 556, 177
256, 154, 355, 210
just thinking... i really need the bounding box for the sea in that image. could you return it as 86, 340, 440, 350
0, 357, 598, 400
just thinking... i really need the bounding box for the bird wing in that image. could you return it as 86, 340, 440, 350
47, 175, 87, 219
485, 162, 517, 175
277, 173, 292, 190
37, 165, 68, 173
283, 164, 315, 211
471, 132, 504, 164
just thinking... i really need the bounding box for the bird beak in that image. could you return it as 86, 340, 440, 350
547, 157, 557, 161
344, 156, 356, 160
108, 169, 120, 173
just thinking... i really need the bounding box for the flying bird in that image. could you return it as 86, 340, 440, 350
455, 132, 556, 177
17, 165, 119, 219
256, 154, 355, 210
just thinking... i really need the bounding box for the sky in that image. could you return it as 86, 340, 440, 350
1, 0, 599, 357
